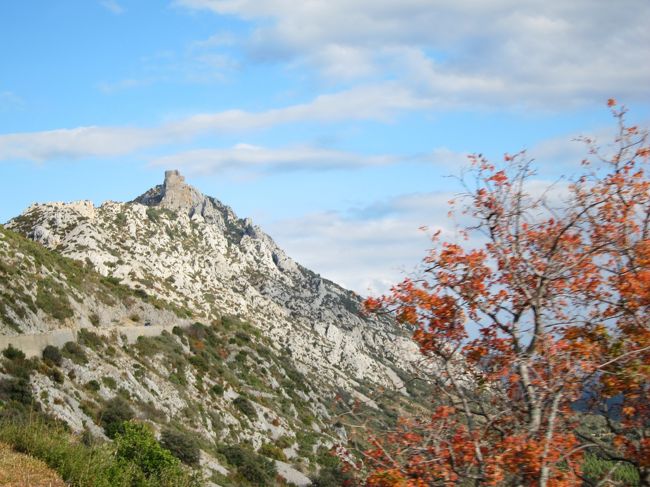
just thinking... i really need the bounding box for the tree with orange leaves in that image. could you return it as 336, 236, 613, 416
361, 101, 649, 486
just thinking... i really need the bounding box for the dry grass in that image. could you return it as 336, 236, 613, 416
0, 442, 66, 487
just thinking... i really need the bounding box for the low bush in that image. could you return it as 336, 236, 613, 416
2, 344, 25, 361
160, 428, 201, 466
77, 329, 104, 351
46, 367, 65, 384
101, 376, 117, 389
42, 345, 63, 366
0, 377, 34, 405
62, 342, 88, 365
220, 445, 276, 486
233, 397, 257, 420
258, 442, 287, 461
100, 396, 134, 439
114, 421, 188, 483
582, 453, 640, 486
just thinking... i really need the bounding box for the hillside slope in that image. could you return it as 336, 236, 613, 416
1, 171, 431, 485
7, 170, 418, 390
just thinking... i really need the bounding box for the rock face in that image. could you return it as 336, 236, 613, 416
7, 171, 419, 390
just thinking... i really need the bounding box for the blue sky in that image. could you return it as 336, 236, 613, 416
1, 0, 649, 293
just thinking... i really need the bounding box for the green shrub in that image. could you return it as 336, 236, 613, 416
2, 344, 25, 360
259, 442, 287, 461
62, 341, 88, 365
210, 384, 224, 396
582, 453, 640, 486
35, 277, 73, 321
0, 409, 198, 487
234, 331, 250, 343
1, 354, 35, 379
100, 396, 135, 439
46, 367, 65, 384
114, 421, 186, 482
42, 345, 63, 366
85, 380, 101, 392
275, 435, 293, 449
89, 312, 101, 326
160, 428, 201, 466
102, 376, 117, 389
233, 397, 257, 420
0, 377, 34, 405
220, 445, 276, 486
78, 329, 104, 350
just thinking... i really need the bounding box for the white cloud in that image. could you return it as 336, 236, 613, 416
268, 174, 572, 295
0, 126, 161, 161
267, 191, 457, 295
176, 0, 650, 107
100, 0, 125, 14
0, 83, 428, 162
151, 144, 401, 174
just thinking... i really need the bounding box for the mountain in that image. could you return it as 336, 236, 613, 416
0, 171, 428, 486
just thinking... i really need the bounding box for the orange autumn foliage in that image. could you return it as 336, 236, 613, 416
361, 101, 650, 486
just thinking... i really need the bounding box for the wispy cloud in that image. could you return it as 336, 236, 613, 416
100, 0, 125, 14
151, 144, 468, 176
0, 83, 429, 162
268, 175, 572, 295
267, 192, 456, 294
151, 144, 401, 174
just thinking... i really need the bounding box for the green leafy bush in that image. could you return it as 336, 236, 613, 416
0, 377, 34, 405
35, 277, 73, 321
42, 345, 63, 366
160, 428, 201, 466
114, 421, 186, 483
582, 453, 640, 486
220, 445, 276, 486
100, 396, 135, 438
233, 397, 257, 420
46, 367, 65, 384
2, 344, 25, 360
78, 329, 104, 350
62, 341, 88, 365
259, 442, 287, 461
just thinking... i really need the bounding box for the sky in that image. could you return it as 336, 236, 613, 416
1, 1, 649, 294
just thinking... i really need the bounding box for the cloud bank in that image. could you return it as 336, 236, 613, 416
177, 0, 650, 107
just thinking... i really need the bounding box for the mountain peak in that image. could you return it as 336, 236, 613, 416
164, 169, 185, 186
134, 169, 206, 216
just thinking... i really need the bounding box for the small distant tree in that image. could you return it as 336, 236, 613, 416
362, 101, 649, 486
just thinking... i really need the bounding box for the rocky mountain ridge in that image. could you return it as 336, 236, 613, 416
0, 171, 431, 485
7, 170, 418, 390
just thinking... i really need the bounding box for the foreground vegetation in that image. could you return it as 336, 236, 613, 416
0, 413, 198, 487
362, 102, 649, 486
